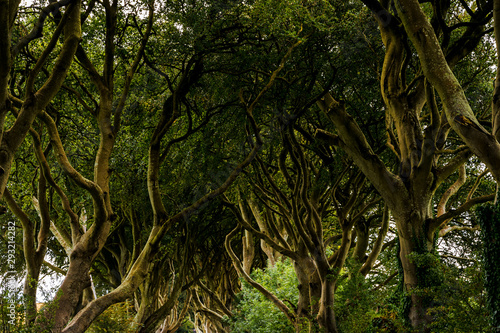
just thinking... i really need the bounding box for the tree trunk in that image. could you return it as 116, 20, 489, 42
23, 272, 38, 325
36, 217, 112, 332
41, 257, 92, 332
242, 230, 255, 274
353, 220, 370, 262
476, 203, 500, 330
294, 256, 321, 329
394, 209, 437, 332
316, 279, 338, 333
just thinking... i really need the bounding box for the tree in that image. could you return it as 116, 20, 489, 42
3, 0, 264, 331
1, 0, 499, 332
316, 0, 496, 330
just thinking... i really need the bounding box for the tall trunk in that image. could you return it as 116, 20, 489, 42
23, 269, 38, 325
315, 227, 353, 333
476, 203, 500, 330
294, 256, 320, 328
316, 279, 338, 333
37, 257, 91, 331
394, 207, 437, 332
4, 185, 49, 326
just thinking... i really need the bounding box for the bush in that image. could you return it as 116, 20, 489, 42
227, 259, 298, 333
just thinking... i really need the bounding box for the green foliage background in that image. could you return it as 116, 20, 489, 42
227, 259, 298, 333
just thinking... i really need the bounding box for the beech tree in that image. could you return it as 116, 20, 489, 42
1, 0, 264, 331
0, 0, 498, 332
316, 0, 496, 331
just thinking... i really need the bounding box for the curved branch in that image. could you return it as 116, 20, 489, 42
439, 226, 480, 237
435, 148, 471, 187
0, 0, 81, 201
31, 0, 82, 109
437, 164, 466, 217
317, 94, 403, 209
43, 260, 67, 275
38, 111, 107, 224
25, 5, 69, 95
30, 128, 81, 243
467, 169, 489, 201
197, 281, 233, 318
12, 0, 75, 58
429, 194, 494, 231
224, 199, 298, 261
360, 205, 390, 276
114, 2, 154, 133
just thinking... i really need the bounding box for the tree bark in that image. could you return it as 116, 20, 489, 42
242, 230, 255, 274
394, 208, 435, 331
395, 0, 500, 182
316, 279, 338, 333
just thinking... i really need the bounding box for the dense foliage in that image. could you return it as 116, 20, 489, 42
0, 0, 499, 332
476, 203, 500, 331
228, 259, 298, 333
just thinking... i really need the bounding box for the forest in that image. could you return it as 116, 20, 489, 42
0, 0, 500, 332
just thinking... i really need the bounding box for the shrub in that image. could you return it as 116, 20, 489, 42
227, 259, 298, 333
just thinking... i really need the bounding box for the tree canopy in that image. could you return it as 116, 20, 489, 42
0, 0, 499, 332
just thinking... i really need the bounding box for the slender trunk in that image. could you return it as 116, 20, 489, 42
242, 230, 255, 274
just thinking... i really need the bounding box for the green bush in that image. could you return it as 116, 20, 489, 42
334, 261, 393, 333
227, 259, 298, 333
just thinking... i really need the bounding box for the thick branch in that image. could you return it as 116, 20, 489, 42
439, 225, 480, 238
429, 194, 494, 231
317, 94, 404, 210
437, 164, 466, 217
38, 112, 106, 219
43, 260, 67, 275
395, 0, 500, 182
